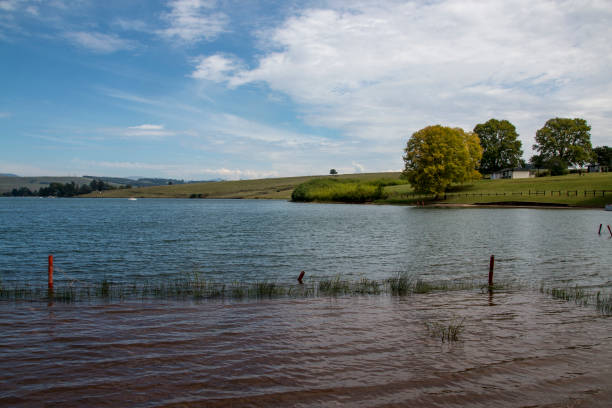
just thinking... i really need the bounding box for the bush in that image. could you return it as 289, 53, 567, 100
291, 178, 389, 203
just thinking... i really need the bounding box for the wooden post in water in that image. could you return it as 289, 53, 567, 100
608, 225, 612, 238
298, 270, 305, 284
488, 255, 494, 287
48, 255, 54, 291
599, 224, 603, 235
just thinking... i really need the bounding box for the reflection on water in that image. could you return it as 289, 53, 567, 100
2, 291, 612, 407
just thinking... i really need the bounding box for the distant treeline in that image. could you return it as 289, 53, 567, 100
2, 179, 128, 197
82, 176, 218, 187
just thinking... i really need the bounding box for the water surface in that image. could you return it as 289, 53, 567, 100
2, 293, 611, 407
1, 198, 611, 288
2, 198, 612, 406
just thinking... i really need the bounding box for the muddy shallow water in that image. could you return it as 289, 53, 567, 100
2, 291, 611, 407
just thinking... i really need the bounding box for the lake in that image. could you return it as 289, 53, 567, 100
1, 198, 611, 287
1, 198, 612, 407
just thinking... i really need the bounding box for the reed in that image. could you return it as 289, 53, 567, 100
425, 317, 465, 342
318, 275, 350, 295
388, 273, 411, 296
540, 284, 612, 316
0, 273, 517, 303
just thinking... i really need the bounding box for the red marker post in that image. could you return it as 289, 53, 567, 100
488, 255, 494, 287
297, 270, 305, 284
48, 255, 54, 291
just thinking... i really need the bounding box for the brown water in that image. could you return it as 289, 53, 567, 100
2, 291, 612, 407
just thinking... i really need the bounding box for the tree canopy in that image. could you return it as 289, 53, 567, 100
473, 119, 523, 174
402, 125, 482, 196
593, 146, 612, 167
532, 118, 593, 168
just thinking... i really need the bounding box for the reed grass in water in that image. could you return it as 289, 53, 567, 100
425, 317, 465, 342
0, 272, 510, 303
540, 284, 612, 316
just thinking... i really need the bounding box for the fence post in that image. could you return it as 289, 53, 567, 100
48, 255, 54, 291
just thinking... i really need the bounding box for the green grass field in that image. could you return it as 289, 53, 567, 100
77, 171, 612, 208
84, 172, 403, 199
384, 172, 612, 207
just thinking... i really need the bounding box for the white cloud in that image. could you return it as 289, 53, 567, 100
191, 54, 240, 81
0, 0, 18, 11
124, 124, 176, 138
78, 160, 280, 180
351, 161, 364, 173
202, 113, 335, 148
24, 5, 37, 16
65, 31, 135, 53
0, 111, 12, 118
160, 0, 228, 43
194, 0, 612, 158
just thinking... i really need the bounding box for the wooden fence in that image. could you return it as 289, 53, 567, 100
396, 190, 612, 200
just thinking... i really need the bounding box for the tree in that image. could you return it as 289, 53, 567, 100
532, 118, 593, 168
402, 125, 482, 197
593, 146, 612, 166
473, 119, 523, 174
329, 169, 338, 175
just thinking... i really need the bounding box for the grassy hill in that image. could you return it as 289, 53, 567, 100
37, 171, 612, 208
0, 176, 94, 194
83, 172, 403, 199
385, 173, 612, 207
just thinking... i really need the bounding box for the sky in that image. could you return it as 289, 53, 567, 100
1, 0, 611, 180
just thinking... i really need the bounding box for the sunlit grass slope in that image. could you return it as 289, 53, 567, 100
84, 172, 403, 199
384, 173, 612, 207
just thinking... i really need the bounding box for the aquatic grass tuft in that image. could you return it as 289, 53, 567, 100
0, 273, 520, 303
318, 275, 350, 296
388, 273, 411, 296
540, 284, 612, 316
425, 317, 465, 342
354, 277, 381, 295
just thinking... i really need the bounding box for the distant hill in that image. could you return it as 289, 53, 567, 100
83, 176, 218, 187
0, 175, 222, 194
0, 176, 94, 194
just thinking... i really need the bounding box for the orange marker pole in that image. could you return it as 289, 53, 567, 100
488, 255, 494, 287
297, 270, 305, 284
48, 255, 54, 291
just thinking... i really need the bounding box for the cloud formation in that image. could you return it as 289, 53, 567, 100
194, 0, 612, 152
65, 31, 135, 53
79, 160, 280, 180
160, 0, 228, 43
124, 124, 176, 138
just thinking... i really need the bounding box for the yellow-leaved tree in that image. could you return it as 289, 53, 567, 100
402, 125, 482, 197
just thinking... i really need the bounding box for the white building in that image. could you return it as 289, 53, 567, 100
490, 167, 536, 180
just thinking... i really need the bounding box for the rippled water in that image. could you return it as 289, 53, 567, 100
2, 293, 612, 407
1, 198, 611, 287
2, 198, 612, 406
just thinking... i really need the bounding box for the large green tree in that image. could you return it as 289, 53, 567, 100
402, 125, 482, 196
593, 146, 612, 167
473, 119, 523, 174
532, 118, 593, 167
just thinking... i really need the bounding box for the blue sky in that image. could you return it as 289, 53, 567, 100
1, 0, 611, 179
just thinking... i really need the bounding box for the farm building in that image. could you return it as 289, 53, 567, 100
490, 167, 536, 180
